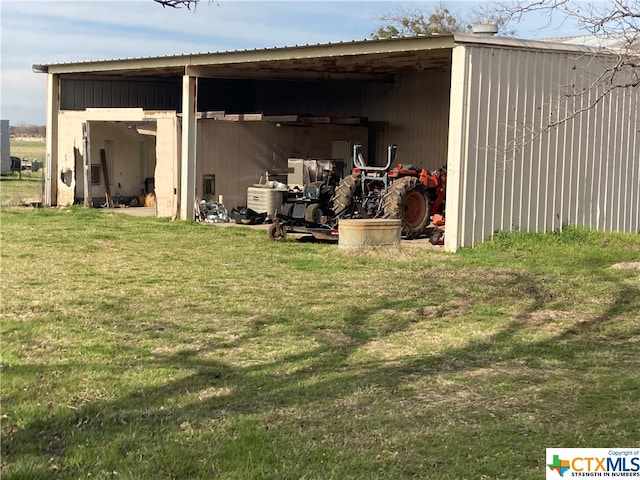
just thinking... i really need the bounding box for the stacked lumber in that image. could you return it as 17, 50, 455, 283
195, 111, 367, 125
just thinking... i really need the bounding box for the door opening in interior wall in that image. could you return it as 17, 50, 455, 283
203, 174, 215, 198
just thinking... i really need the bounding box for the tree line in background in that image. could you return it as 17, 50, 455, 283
10, 125, 46, 138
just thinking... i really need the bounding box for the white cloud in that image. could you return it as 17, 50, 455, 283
1, 69, 47, 124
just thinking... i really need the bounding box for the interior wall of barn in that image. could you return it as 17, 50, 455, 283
87, 122, 156, 204
197, 69, 451, 171
195, 121, 368, 210
446, 43, 640, 251
360, 71, 451, 169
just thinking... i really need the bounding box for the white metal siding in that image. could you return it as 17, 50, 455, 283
0, 120, 10, 174
447, 44, 640, 250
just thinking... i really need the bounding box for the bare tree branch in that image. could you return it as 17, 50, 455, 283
494, 0, 640, 135
153, 0, 200, 9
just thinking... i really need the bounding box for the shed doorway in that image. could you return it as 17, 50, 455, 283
76, 120, 157, 209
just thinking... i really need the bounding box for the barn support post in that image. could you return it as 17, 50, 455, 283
444, 45, 470, 252
180, 74, 197, 220
44, 73, 60, 206
82, 122, 92, 207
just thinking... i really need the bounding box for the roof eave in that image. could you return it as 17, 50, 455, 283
33, 35, 457, 75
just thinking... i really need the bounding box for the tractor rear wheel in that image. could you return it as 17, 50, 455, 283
383, 176, 430, 239
332, 174, 361, 216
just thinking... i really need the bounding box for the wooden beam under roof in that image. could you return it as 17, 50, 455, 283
185, 65, 394, 82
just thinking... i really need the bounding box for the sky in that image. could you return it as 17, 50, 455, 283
0, 0, 587, 125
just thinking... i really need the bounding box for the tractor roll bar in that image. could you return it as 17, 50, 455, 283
352, 143, 397, 171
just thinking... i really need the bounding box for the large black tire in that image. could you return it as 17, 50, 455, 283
332, 174, 361, 216
304, 203, 323, 224
383, 176, 430, 239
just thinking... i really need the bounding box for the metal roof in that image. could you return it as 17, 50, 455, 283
539, 34, 640, 50
33, 33, 607, 80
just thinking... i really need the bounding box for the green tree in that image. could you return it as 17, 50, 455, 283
372, 2, 514, 39
373, 3, 467, 38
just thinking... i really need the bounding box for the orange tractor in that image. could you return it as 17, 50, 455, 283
332, 144, 446, 240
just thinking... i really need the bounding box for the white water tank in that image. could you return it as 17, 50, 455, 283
338, 219, 402, 249
246, 185, 286, 217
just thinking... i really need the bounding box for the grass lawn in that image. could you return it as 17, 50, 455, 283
9, 139, 46, 164
1, 171, 44, 206
1, 207, 639, 479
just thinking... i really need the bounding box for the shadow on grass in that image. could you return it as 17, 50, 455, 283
3, 269, 639, 479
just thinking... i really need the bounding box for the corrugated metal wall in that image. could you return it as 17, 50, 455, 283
60, 78, 181, 111
447, 44, 640, 250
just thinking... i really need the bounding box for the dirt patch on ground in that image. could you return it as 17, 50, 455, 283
610, 262, 640, 270
400, 237, 444, 249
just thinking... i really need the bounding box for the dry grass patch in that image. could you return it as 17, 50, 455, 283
610, 262, 640, 270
